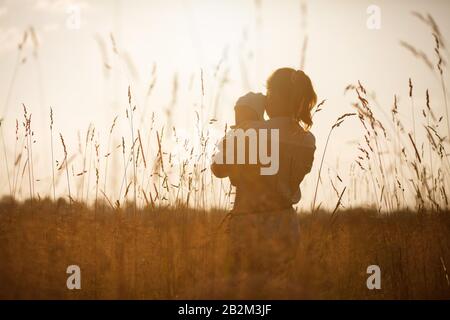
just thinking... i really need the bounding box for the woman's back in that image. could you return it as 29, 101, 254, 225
229, 117, 315, 213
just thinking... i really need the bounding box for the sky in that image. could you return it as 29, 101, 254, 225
0, 0, 449, 209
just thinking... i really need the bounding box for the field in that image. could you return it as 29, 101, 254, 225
1, 198, 449, 300
1, 4, 450, 300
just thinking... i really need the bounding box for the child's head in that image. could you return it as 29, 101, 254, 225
234, 92, 266, 125
234, 105, 261, 125
266, 68, 317, 130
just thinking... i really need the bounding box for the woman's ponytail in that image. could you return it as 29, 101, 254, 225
290, 70, 316, 130
267, 68, 317, 130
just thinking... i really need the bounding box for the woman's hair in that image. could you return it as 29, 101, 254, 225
266, 68, 317, 130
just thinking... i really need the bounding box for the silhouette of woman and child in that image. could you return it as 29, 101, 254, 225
211, 67, 317, 296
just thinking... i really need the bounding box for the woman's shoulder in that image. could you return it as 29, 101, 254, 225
303, 130, 316, 148
287, 125, 316, 149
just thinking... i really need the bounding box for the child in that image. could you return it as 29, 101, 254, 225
213, 91, 302, 203
234, 92, 301, 203
211, 92, 266, 178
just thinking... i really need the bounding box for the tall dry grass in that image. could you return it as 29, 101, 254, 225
0, 11, 448, 212
0, 9, 449, 300
0, 198, 449, 299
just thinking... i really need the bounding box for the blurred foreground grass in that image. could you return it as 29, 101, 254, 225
0, 197, 450, 299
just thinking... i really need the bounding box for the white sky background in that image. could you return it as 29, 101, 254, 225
0, 0, 449, 209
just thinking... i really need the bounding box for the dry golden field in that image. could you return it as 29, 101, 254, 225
1, 4, 450, 301
1, 198, 449, 300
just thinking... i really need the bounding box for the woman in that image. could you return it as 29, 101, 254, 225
211, 67, 317, 297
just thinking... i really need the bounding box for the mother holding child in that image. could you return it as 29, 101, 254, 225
211, 67, 318, 295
